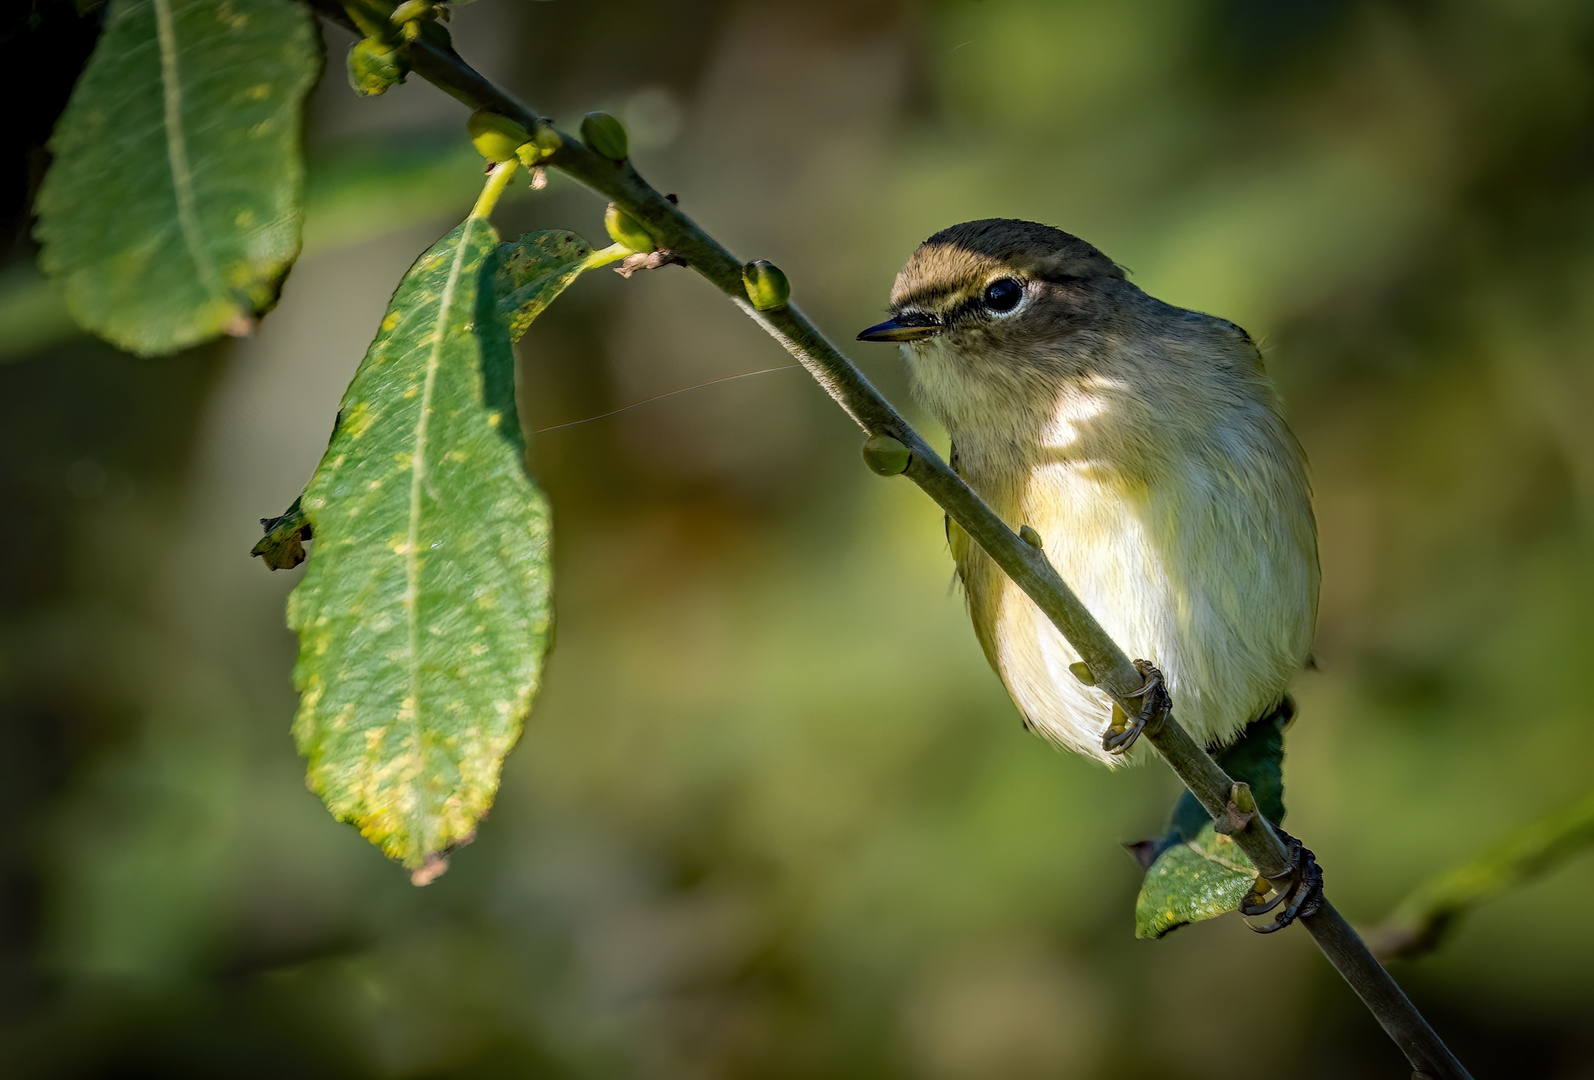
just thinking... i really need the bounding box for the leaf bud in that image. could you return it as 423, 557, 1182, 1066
390, 0, 432, 24
468, 109, 531, 163
516, 124, 563, 166
580, 111, 629, 161
400, 16, 449, 45
741, 259, 790, 311
1216, 783, 1256, 835
1019, 524, 1043, 549
604, 204, 654, 253
861, 434, 911, 476
347, 37, 409, 97
1069, 661, 1096, 686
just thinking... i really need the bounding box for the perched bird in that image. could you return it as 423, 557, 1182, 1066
858, 219, 1319, 766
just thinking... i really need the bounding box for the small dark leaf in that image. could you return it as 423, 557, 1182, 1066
252, 496, 311, 570
1165, 704, 1290, 845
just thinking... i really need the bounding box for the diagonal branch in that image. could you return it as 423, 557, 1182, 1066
1369, 787, 1594, 961
310, 4, 1473, 1076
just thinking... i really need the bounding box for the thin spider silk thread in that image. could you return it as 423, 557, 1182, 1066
533, 364, 803, 433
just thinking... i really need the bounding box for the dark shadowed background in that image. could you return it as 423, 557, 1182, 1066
3, 1, 1593, 1076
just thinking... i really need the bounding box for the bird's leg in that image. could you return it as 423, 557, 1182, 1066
1102, 659, 1171, 754
1240, 826, 1324, 934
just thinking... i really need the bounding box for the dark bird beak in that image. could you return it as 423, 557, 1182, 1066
856, 313, 941, 343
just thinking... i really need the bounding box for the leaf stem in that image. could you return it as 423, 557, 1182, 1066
470, 159, 519, 219
313, 4, 1473, 1076
580, 242, 632, 272
152, 0, 226, 304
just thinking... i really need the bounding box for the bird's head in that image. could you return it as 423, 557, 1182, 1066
857, 219, 1139, 443
856, 219, 1125, 354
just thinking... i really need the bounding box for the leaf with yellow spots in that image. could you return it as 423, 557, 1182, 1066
1131, 710, 1289, 936
287, 212, 552, 882
1133, 822, 1258, 939
34, 0, 321, 355
496, 230, 603, 342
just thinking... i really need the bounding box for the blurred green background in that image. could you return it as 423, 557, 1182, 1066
4, 0, 1594, 1076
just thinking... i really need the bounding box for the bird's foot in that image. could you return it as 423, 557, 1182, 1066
1240, 826, 1324, 934
1101, 660, 1171, 754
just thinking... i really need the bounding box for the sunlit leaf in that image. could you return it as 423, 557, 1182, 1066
287, 214, 552, 881
34, 0, 321, 355
1134, 822, 1259, 940
496, 230, 599, 342
1133, 709, 1289, 937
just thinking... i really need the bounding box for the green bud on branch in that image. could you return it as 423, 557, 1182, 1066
580, 111, 629, 161
1019, 524, 1044, 549
390, 0, 432, 24
741, 259, 790, 311
604, 203, 654, 253
1216, 782, 1256, 835
399, 15, 449, 46
347, 37, 409, 97
516, 125, 563, 167
861, 434, 911, 476
468, 109, 531, 163
1069, 661, 1096, 686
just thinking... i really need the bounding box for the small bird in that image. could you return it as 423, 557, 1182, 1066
858, 219, 1319, 765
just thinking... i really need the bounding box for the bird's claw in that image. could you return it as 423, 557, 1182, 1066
1240, 826, 1324, 934
1101, 660, 1171, 754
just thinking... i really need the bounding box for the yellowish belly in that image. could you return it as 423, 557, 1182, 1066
955, 458, 1314, 765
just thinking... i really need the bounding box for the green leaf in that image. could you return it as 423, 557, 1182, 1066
3, 137, 492, 364
34, 0, 321, 355
495, 230, 599, 342
1131, 708, 1291, 937
287, 214, 552, 881
1211, 707, 1287, 824
1134, 822, 1259, 940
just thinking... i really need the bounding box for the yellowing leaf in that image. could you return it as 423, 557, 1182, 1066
287, 213, 552, 880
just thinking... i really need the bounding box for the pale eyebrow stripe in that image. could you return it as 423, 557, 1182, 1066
891, 288, 964, 312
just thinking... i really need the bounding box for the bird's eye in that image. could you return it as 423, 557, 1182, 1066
983, 278, 1023, 313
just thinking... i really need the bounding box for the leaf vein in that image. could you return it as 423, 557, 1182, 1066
403, 220, 479, 816
152, 0, 226, 304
